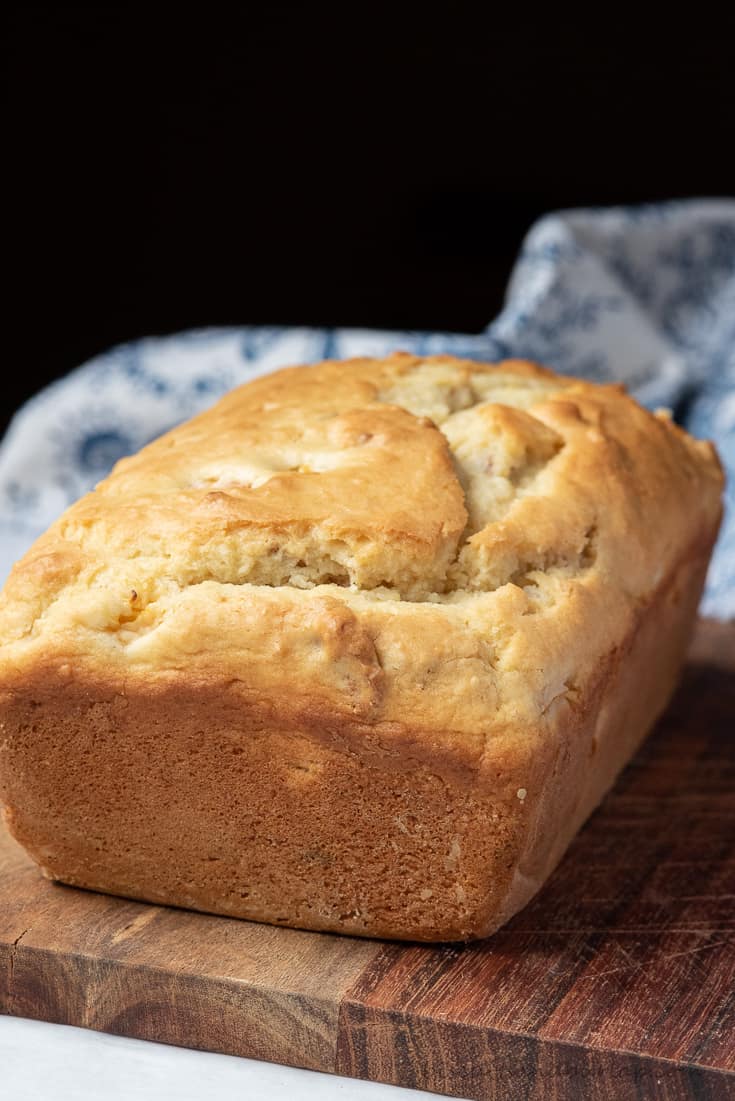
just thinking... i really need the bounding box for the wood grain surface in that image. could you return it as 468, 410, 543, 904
1, 619, 734, 1100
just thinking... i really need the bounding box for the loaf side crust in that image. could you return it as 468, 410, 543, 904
0, 532, 715, 940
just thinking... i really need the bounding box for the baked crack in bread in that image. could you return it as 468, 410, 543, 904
0, 355, 724, 940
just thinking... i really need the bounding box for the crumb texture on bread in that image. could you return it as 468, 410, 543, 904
0, 355, 723, 940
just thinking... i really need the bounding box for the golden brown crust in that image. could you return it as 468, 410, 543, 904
0, 354, 724, 940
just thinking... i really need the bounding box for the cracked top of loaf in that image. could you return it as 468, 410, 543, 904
0, 355, 723, 748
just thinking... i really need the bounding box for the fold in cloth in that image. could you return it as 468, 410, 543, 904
1, 200, 733, 614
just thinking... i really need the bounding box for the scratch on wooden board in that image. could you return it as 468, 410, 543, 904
679, 894, 735, 901
7, 927, 30, 1014
109, 908, 160, 945
579, 939, 731, 982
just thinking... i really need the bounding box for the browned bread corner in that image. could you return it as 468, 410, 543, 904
0, 354, 724, 940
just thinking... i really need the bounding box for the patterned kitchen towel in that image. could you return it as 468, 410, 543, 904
1, 199, 733, 615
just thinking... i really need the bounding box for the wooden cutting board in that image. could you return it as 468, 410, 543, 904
1, 619, 734, 1100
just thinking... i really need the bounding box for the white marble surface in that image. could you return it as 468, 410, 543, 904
1, 1016, 454, 1100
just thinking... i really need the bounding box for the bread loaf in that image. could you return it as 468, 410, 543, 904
0, 355, 723, 940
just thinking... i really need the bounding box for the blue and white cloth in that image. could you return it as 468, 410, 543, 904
1, 199, 733, 615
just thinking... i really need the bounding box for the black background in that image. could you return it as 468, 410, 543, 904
5, 7, 734, 435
